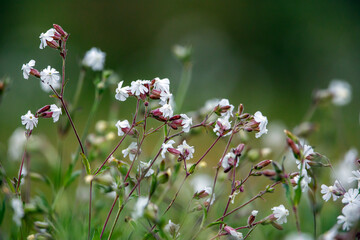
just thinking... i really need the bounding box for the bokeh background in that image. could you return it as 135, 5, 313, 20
0, 1, 360, 239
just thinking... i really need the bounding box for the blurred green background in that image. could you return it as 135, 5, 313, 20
0, 0, 360, 238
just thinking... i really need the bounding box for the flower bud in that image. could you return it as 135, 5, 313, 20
262, 169, 276, 177
287, 138, 300, 158
233, 143, 245, 156
38, 112, 53, 118
37, 105, 50, 114
239, 113, 250, 119
46, 40, 60, 49
30, 69, 40, 78
238, 104, 244, 115
247, 210, 258, 225
169, 115, 181, 121
157, 170, 170, 184
254, 160, 272, 170
193, 187, 212, 199
167, 148, 181, 156
53, 24, 68, 37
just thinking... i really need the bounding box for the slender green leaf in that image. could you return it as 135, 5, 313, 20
80, 153, 91, 175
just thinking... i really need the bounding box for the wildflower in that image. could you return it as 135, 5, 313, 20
130, 80, 149, 96
194, 187, 212, 199
122, 142, 138, 161
153, 77, 170, 93
138, 161, 154, 177
115, 81, 130, 101
271, 204, 289, 224
159, 104, 173, 118
82, 47, 106, 71
296, 145, 314, 170
161, 140, 175, 158
115, 119, 131, 136
39, 28, 55, 49
40, 66, 60, 86
336, 148, 358, 187
159, 91, 172, 105
254, 111, 268, 138
213, 116, 232, 137
342, 188, 360, 206
164, 220, 180, 238
180, 114, 192, 133
224, 226, 243, 240
337, 204, 360, 231
348, 170, 360, 188
328, 80, 351, 106
294, 172, 311, 192
218, 99, 234, 117
221, 152, 238, 169
132, 196, 149, 219
320, 225, 339, 240
21, 60, 36, 79
21, 110, 38, 130
50, 104, 62, 122
177, 140, 195, 160
40, 78, 60, 92
11, 198, 24, 226
321, 184, 340, 202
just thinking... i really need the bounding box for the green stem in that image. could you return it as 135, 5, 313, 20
175, 62, 192, 113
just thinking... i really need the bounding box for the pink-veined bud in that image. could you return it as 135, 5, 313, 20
238, 104, 244, 115
53, 24, 68, 37
169, 119, 182, 130
193, 188, 211, 199
262, 169, 276, 177
286, 138, 300, 157
233, 143, 245, 156
169, 115, 181, 121
247, 210, 258, 225
37, 105, 50, 114
149, 89, 161, 99
239, 113, 250, 119
151, 109, 163, 117
254, 160, 272, 170
167, 148, 181, 156
30, 69, 40, 78
38, 112, 53, 118
46, 40, 60, 49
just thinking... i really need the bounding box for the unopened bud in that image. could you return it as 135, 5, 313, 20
193, 187, 212, 199
53, 24, 68, 37
238, 104, 244, 115
38, 112, 53, 118
287, 138, 300, 158
233, 144, 245, 156
167, 148, 181, 156
262, 169, 276, 177
37, 105, 50, 114
46, 40, 60, 49
169, 115, 181, 121
254, 160, 272, 170
239, 113, 250, 119
284, 129, 299, 144
30, 69, 40, 78
247, 210, 258, 225
157, 171, 170, 184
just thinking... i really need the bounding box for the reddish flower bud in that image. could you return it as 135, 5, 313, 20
53, 24, 68, 37
151, 109, 163, 117
167, 148, 181, 156
169, 115, 181, 121
254, 160, 272, 170
262, 170, 276, 177
30, 69, 40, 78
46, 40, 60, 49
37, 105, 50, 114
39, 112, 53, 118
239, 113, 249, 119
286, 138, 300, 157
238, 104, 244, 115
233, 144, 245, 156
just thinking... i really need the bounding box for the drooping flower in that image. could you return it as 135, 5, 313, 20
21, 60, 36, 79
221, 152, 238, 169
164, 220, 180, 238
39, 28, 56, 49
153, 77, 170, 93
161, 140, 175, 158
180, 114, 192, 133
348, 170, 360, 188
130, 80, 149, 96
213, 116, 232, 137
321, 184, 339, 202
328, 80, 352, 106
122, 142, 138, 161
115, 120, 130, 136
177, 140, 195, 160
218, 99, 234, 117
159, 91, 172, 106
138, 161, 154, 177
294, 172, 312, 192
50, 104, 62, 122
11, 198, 24, 226
159, 104, 173, 118
254, 111, 268, 138
21, 110, 38, 130
337, 204, 360, 231
132, 197, 149, 220
342, 188, 360, 206
82, 47, 106, 71
40, 66, 60, 86
115, 81, 130, 101
271, 204, 289, 224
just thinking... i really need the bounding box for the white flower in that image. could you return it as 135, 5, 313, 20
153, 77, 170, 93
132, 196, 149, 219
50, 104, 62, 122
159, 104, 173, 118
164, 220, 180, 238
21, 60, 35, 79
229, 230, 243, 240
11, 198, 24, 226
122, 142, 138, 161
21, 110, 38, 130
8, 128, 27, 161
348, 170, 360, 188
321, 184, 340, 202
294, 172, 311, 192
82, 47, 106, 71
177, 140, 195, 160
40, 66, 60, 86
40, 78, 60, 92
159, 91, 172, 105
180, 114, 192, 133
138, 161, 154, 177
218, 99, 234, 117
342, 188, 360, 206
213, 116, 232, 137
337, 204, 360, 231
221, 152, 237, 169
335, 148, 358, 187
254, 111, 268, 138
115, 81, 130, 101
39, 28, 55, 49
161, 140, 175, 158
115, 120, 130, 136
271, 204, 289, 224
328, 80, 351, 106
130, 80, 149, 96
251, 210, 258, 216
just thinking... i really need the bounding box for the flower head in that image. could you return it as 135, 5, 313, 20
294, 171, 311, 192
130, 80, 149, 96
132, 197, 149, 220
328, 80, 351, 106
40, 78, 60, 92
50, 104, 62, 122
271, 204, 289, 224
115, 81, 130, 101
159, 104, 173, 118
180, 114, 192, 133
21, 110, 38, 130
213, 116, 232, 137
159, 91, 172, 106
82, 47, 106, 71
342, 188, 360, 206
153, 77, 170, 93
177, 140, 195, 160
122, 142, 138, 161
39, 28, 55, 49
21, 60, 36, 79
254, 111, 268, 138
161, 140, 175, 158
221, 152, 238, 169
218, 99, 234, 117
138, 161, 154, 177
337, 204, 360, 231
115, 120, 130, 136
40, 66, 60, 86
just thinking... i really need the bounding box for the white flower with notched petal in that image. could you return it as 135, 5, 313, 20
337, 204, 360, 231
159, 91, 172, 106
218, 99, 234, 117
122, 142, 138, 161
11, 198, 24, 226
115, 81, 130, 101
50, 104, 62, 122
271, 204, 289, 224
115, 120, 130, 136
159, 104, 173, 118
40, 78, 60, 92
161, 140, 175, 158
138, 161, 154, 177
254, 111, 268, 138
40, 66, 60, 86
294, 172, 311, 192
39, 28, 55, 49
177, 140, 195, 160
82, 47, 106, 71
132, 196, 149, 220
21, 110, 38, 130
21, 60, 35, 79
153, 77, 170, 93
180, 114, 192, 133
342, 188, 360, 206
213, 116, 232, 137
328, 80, 351, 106
221, 152, 237, 169
130, 80, 149, 96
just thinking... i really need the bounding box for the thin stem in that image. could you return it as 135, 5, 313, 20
293, 205, 301, 233
100, 195, 119, 239
60, 36, 68, 97
16, 140, 28, 193
163, 176, 188, 215
88, 181, 93, 240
